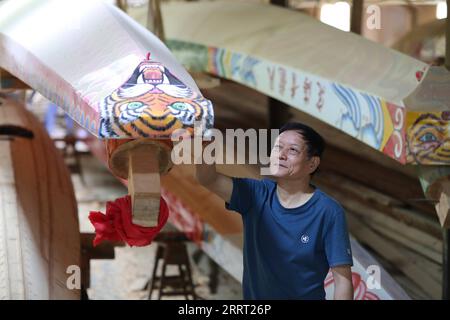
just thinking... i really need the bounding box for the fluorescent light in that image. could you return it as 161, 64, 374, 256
320, 1, 351, 32
436, 1, 447, 20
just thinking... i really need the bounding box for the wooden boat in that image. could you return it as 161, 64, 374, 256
0, 96, 80, 299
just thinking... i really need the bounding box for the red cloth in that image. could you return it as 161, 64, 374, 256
88, 195, 169, 247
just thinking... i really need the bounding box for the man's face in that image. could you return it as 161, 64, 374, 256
269, 130, 319, 179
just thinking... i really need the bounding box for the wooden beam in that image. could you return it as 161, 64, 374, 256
441, 2, 449, 299
147, 0, 165, 41
446, 0, 450, 71
351, 0, 364, 35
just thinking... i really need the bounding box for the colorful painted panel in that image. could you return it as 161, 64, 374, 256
406, 111, 450, 164
168, 40, 406, 163
99, 59, 213, 138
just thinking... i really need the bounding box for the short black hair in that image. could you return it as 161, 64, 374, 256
279, 122, 325, 159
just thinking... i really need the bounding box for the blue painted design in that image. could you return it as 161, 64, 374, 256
332, 83, 361, 130
239, 56, 260, 87
231, 53, 242, 77
332, 84, 384, 148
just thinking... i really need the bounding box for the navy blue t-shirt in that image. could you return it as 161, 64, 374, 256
225, 177, 353, 300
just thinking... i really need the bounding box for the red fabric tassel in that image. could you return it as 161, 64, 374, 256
88, 195, 169, 247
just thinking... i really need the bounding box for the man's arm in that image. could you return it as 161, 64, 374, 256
196, 162, 233, 203
331, 265, 353, 300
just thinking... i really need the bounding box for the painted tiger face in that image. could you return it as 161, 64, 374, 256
406, 112, 450, 164
99, 60, 213, 138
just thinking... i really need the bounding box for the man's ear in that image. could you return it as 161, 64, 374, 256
309, 156, 320, 173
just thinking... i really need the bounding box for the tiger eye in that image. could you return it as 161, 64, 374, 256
127, 102, 144, 109
171, 102, 188, 111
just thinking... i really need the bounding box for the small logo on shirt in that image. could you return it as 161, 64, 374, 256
300, 235, 310, 244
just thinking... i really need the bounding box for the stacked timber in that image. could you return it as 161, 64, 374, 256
314, 169, 442, 299
0, 96, 80, 299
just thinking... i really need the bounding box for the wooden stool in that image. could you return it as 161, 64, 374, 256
148, 240, 196, 300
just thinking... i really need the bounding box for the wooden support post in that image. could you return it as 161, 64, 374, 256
128, 145, 161, 227
107, 139, 172, 228
147, 0, 165, 41
443, 0, 450, 300
351, 0, 364, 35
446, 0, 450, 72
146, 0, 220, 89
117, 0, 128, 13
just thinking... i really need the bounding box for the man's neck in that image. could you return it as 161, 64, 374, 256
275, 178, 315, 208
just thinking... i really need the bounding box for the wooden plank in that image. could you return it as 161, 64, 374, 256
318, 177, 442, 250
366, 221, 442, 264
320, 144, 434, 215
315, 171, 442, 239
347, 212, 442, 299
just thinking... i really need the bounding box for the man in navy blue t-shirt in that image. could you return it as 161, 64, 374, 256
196, 122, 353, 300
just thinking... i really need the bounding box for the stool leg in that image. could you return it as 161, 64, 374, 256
148, 258, 159, 299
149, 245, 164, 299
185, 259, 196, 300
178, 265, 190, 300
158, 262, 168, 300
209, 259, 220, 294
